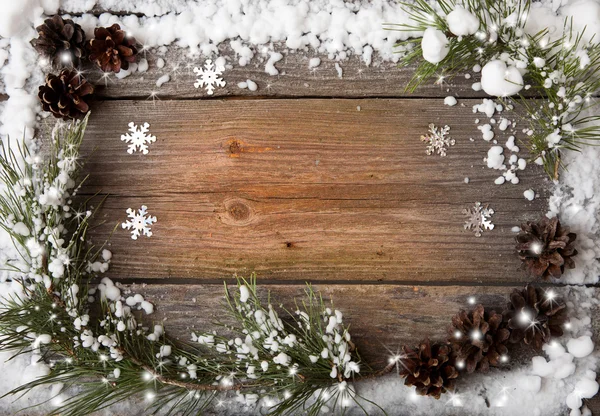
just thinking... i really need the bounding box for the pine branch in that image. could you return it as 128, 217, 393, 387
388, 0, 600, 178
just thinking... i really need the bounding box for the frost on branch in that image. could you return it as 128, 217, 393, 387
121, 205, 157, 240
193, 59, 226, 95
120, 122, 156, 155
192, 277, 362, 412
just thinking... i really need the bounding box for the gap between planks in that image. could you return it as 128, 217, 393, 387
108, 277, 597, 288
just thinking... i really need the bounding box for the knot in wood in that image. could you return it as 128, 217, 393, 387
221, 198, 254, 226
228, 139, 242, 155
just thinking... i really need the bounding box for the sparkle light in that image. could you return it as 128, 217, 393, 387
456, 360, 465, 370
454, 330, 462, 339
99, 354, 108, 362
500, 354, 509, 363
468, 296, 476, 305
519, 310, 531, 324
142, 371, 153, 381
446, 392, 463, 407
564, 322, 572, 330
471, 330, 482, 341
546, 290, 556, 300
531, 242, 542, 254
61, 52, 72, 64
145, 391, 155, 401
100, 72, 111, 87
101, 377, 109, 384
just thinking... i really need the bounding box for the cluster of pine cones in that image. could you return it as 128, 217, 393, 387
399, 284, 568, 399
34, 15, 139, 120
398, 217, 576, 399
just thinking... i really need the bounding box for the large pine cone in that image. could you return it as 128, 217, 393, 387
503, 285, 567, 351
38, 69, 94, 120
398, 338, 458, 399
516, 216, 577, 280
88, 24, 138, 73
33, 15, 86, 67
449, 305, 510, 373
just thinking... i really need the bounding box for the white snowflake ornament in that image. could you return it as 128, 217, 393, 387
463, 202, 494, 237
121, 122, 156, 155
122, 205, 157, 240
421, 123, 455, 156
193, 59, 226, 95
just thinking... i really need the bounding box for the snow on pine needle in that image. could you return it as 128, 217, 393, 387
193, 59, 226, 95
463, 202, 495, 237
421, 123, 455, 157
121, 205, 157, 239
120, 121, 156, 154
192, 276, 369, 414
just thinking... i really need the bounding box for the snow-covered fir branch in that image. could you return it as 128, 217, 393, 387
390, 0, 600, 178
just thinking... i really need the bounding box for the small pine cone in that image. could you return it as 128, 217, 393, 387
88, 24, 138, 73
449, 305, 510, 373
516, 216, 577, 280
503, 285, 567, 351
33, 15, 86, 67
38, 69, 94, 120
398, 338, 458, 399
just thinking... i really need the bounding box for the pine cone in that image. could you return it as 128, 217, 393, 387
449, 305, 510, 373
38, 69, 94, 120
516, 216, 577, 280
503, 285, 567, 351
88, 24, 138, 73
398, 338, 458, 399
33, 15, 86, 67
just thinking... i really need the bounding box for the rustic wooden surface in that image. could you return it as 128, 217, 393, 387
37, 33, 596, 413
83, 46, 488, 100
81, 98, 548, 283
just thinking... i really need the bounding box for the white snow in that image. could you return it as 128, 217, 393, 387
421, 28, 449, 64
246, 79, 258, 91
446, 6, 480, 36
486, 146, 505, 169
308, 57, 321, 69
265, 52, 283, 76
334, 62, 343, 78
524, 189, 535, 201
155, 74, 170, 87
481, 60, 524, 97
239, 285, 250, 303
567, 336, 595, 358
444, 96, 457, 106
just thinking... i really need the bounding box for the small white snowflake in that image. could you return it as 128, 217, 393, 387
421, 124, 455, 157
463, 202, 494, 237
193, 59, 226, 95
121, 205, 157, 240
120, 122, 156, 155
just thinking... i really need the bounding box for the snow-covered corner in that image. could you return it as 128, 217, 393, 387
549, 145, 600, 285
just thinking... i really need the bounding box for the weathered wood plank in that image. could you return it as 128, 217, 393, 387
83, 46, 485, 99
78, 98, 549, 283
124, 283, 587, 369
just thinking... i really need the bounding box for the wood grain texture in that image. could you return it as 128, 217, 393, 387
78, 98, 549, 282
83, 46, 486, 100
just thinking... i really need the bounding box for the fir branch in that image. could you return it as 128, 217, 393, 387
388, 0, 600, 178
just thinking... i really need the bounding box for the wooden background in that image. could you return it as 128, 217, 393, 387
34, 10, 598, 413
